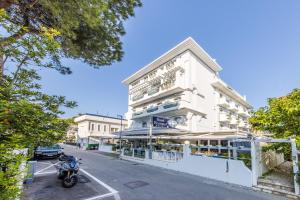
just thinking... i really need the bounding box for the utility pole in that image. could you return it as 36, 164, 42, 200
149, 116, 153, 159
117, 114, 123, 154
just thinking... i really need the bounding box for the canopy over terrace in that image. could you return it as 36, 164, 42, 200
100, 128, 250, 141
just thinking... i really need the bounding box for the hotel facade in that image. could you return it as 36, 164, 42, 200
74, 113, 127, 147
119, 37, 252, 145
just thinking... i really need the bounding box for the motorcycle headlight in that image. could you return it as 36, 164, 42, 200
62, 162, 69, 170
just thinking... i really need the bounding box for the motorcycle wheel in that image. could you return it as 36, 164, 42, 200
57, 171, 66, 180
62, 175, 78, 188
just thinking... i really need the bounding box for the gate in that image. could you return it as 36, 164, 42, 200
251, 138, 299, 195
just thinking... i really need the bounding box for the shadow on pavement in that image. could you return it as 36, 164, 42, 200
22, 160, 111, 200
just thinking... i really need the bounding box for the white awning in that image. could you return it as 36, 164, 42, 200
113, 127, 188, 136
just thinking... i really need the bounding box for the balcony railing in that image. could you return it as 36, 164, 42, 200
131, 101, 180, 119
133, 111, 143, 116
229, 118, 238, 125
219, 98, 230, 107
163, 102, 178, 109
132, 93, 144, 101
219, 112, 229, 122
238, 121, 246, 128
238, 109, 250, 117
148, 86, 160, 96
229, 103, 238, 111
147, 106, 159, 113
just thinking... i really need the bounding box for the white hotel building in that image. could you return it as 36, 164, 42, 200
118, 37, 252, 144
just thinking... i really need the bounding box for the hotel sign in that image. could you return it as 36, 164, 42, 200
152, 116, 171, 128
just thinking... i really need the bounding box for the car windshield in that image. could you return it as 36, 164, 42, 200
37, 145, 60, 150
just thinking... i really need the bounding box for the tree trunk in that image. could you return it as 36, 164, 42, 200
0, 54, 3, 85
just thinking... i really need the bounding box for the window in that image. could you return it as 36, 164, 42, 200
104, 125, 106, 132
91, 124, 94, 131
142, 122, 147, 128
88, 122, 91, 130
210, 140, 218, 146
98, 124, 100, 131
221, 140, 228, 147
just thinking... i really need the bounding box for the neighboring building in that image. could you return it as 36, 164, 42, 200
66, 124, 78, 142
74, 113, 128, 147
118, 37, 252, 145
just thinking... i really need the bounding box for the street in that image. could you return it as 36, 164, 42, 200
61, 145, 284, 200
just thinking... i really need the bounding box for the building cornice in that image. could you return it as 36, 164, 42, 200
122, 37, 222, 85
212, 80, 252, 109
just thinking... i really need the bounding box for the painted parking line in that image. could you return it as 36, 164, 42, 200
35, 161, 59, 174
37, 161, 52, 165
80, 169, 121, 200
84, 192, 119, 200
33, 161, 120, 199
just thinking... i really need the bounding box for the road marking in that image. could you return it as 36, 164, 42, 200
81, 169, 120, 200
37, 161, 52, 165
35, 171, 57, 176
84, 192, 119, 200
35, 161, 59, 174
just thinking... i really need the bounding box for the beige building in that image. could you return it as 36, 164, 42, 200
66, 124, 78, 142
74, 113, 127, 146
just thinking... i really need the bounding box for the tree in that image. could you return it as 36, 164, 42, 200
0, 1, 141, 198
249, 89, 300, 158
0, 68, 76, 200
0, 8, 76, 199
0, 0, 142, 75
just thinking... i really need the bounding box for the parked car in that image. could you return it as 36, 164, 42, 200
34, 144, 64, 159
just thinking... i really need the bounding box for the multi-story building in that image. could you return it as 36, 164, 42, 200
66, 124, 78, 142
121, 37, 252, 141
74, 113, 127, 147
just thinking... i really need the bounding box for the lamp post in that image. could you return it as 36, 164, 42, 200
117, 114, 123, 154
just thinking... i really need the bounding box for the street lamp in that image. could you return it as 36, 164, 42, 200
117, 114, 123, 153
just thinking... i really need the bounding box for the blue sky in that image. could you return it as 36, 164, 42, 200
38, 0, 300, 118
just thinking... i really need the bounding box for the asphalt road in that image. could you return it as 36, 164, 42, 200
63, 145, 285, 200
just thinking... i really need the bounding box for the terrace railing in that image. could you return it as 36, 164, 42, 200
152, 150, 183, 162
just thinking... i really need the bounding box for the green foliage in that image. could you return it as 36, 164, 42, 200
0, 1, 141, 198
250, 89, 300, 160
1, 0, 142, 70
0, 147, 25, 200
0, 69, 76, 199
249, 89, 300, 140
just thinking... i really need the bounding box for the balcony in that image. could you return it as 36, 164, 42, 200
163, 102, 178, 109
238, 108, 250, 117
132, 111, 143, 117
219, 112, 229, 122
228, 102, 238, 112
132, 93, 144, 101
132, 101, 180, 119
130, 85, 185, 107
229, 117, 238, 125
238, 121, 246, 128
148, 86, 160, 96
218, 97, 230, 108
147, 106, 159, 113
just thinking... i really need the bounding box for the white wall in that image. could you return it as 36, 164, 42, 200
121, 145, 252, 187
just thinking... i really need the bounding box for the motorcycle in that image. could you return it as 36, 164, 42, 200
57, 153, 81, 188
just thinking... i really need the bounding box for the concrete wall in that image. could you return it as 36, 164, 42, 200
121, 145, 252, 187
99, 144, 113, 153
